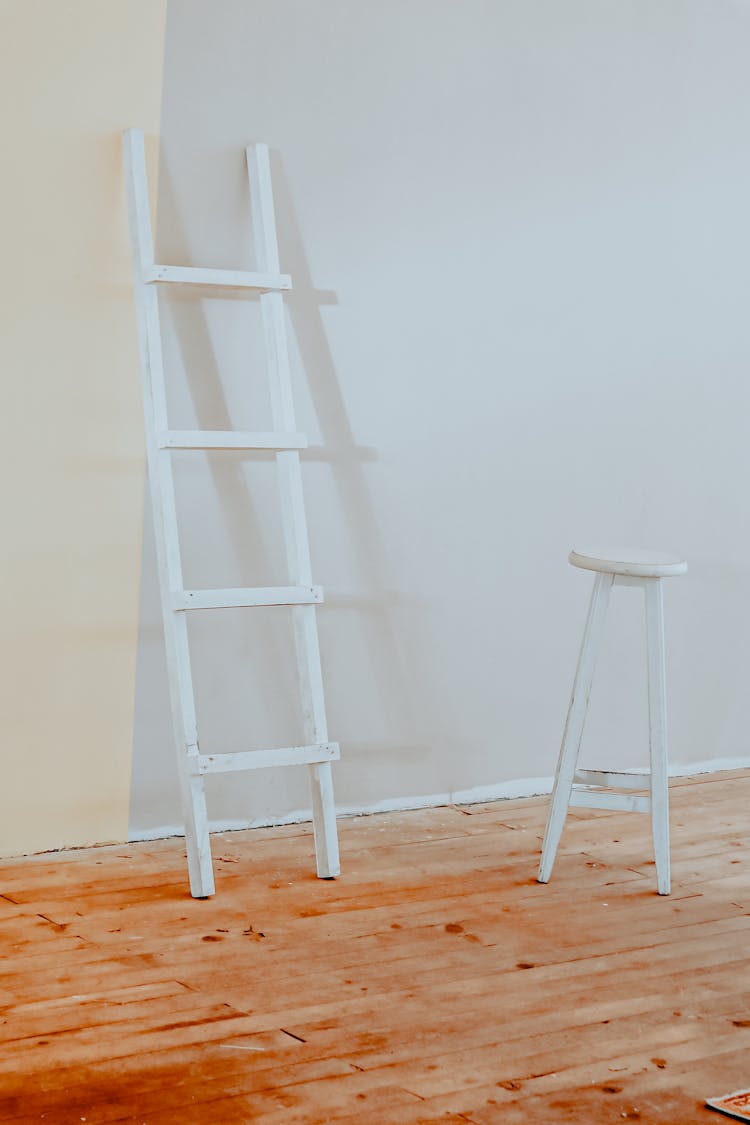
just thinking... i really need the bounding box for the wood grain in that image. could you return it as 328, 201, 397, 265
0, 771, 748, 1122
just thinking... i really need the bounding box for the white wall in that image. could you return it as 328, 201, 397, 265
130, 0, 750, 836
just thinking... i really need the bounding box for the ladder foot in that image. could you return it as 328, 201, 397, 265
187, 877, 215, 900
655, 868, 671, 896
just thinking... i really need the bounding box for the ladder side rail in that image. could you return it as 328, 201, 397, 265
246, 145, 312, 579
122, 129, 214, 897
246, 143, 340, 877
122, 131, 194, 734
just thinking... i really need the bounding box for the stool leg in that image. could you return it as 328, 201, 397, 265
538, 572, 613, 883
645, 578, 671, 895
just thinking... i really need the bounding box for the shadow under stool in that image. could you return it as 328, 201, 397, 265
537, 547, 687, 895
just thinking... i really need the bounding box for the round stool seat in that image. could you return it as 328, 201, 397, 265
569, 547, 687, 579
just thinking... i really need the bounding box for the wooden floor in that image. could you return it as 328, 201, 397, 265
1, 772, 749, 1124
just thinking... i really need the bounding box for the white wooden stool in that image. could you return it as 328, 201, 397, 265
538, 547, 687, 895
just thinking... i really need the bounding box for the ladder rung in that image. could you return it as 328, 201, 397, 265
172, 586, 323, 611
145, 264, 291, 290
570, 788, 651, 813
158, 430, 307, 451
574, 769, 650, 791
191, 743, 340, 775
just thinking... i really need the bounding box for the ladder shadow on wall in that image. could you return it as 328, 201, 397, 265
270, 154, 429, 792
129, 152, 428, 841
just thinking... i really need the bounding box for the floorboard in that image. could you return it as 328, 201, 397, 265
0, 771, 748, 1122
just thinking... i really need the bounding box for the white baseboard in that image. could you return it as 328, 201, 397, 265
128, 755, 750, 844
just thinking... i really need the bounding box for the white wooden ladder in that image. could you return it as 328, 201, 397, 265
122, 129, 340, 898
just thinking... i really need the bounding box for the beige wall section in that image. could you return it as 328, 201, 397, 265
0, 1, 166, 854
